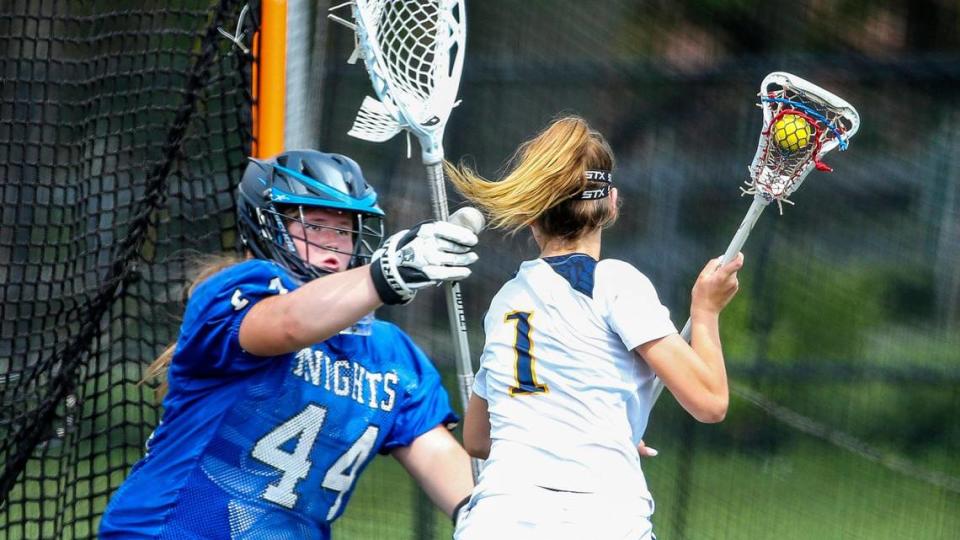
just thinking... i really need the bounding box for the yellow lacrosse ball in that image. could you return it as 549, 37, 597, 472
773, 114, 812, 153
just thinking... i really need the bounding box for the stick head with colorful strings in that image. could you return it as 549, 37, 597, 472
747, 72, 861, 213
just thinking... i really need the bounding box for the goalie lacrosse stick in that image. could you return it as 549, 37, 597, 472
330, 0, 482, 480
652, 72, 860, 403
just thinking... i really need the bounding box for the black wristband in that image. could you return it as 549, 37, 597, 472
452, 495, 471, 525
369, 258, 409, 305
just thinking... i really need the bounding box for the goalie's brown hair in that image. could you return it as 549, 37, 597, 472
445, 115, 617, 240
142, 252, 242, 401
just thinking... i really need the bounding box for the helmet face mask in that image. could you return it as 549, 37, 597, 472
272, 204, 383, 273
237, 150, 386, 282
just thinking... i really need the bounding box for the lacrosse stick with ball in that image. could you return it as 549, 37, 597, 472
651, 71, 861, 403
329, 0, 484, 480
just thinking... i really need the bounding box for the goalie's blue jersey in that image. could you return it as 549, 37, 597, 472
100, 259, 457, 539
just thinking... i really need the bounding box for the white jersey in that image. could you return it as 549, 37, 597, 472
473, 253, 676, 498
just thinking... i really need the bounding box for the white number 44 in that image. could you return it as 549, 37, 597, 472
251, 403, 379, 519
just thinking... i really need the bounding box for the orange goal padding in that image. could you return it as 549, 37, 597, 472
252, 0, 286, 159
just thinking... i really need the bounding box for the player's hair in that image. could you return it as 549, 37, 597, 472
446, 115, 617, 240
142, 253, 242, 401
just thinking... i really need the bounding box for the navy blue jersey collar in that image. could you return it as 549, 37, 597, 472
541, 253, 598, 298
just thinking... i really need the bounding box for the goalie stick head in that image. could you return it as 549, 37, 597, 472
747, 72, 861, 212
331, 0, 466, 163
236, 150, 386, 282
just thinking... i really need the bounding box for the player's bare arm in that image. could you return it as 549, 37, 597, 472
462, 393, 491, 459
392, 425, 474, 518
239, 265, 382, 356
636, 254, 743, 423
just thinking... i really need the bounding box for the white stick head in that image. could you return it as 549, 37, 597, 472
748, 72, 860, 210
338, 0, 467, 163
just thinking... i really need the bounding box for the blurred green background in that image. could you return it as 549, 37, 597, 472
1, 0, 958, 538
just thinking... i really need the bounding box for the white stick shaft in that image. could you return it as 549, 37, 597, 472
425, 159, 449, 219
425, 161, 482, 483
681, 194, 768, 340
651, 194, 769, 403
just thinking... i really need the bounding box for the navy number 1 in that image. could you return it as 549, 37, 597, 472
505, 311, 548, 396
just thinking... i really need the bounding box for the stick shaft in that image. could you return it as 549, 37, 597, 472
651, 194, 769, 402
681, 195, 768, 339
424, 160, 482, 483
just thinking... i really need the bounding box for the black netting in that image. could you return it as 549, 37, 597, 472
0, 0, 252, 537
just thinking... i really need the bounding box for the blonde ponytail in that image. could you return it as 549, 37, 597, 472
142, 252, 242, 401
446, 116, 617, 240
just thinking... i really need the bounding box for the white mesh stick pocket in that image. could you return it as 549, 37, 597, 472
336, 0, 466, 162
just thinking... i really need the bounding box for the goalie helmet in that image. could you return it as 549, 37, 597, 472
236, 149, 386, 282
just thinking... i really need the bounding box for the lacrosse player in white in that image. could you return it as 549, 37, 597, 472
446, 116, 743, 539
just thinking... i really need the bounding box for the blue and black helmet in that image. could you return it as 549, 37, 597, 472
236, 149, 386, 282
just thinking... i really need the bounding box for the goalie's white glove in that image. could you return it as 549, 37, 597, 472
370, 207, 483, 305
